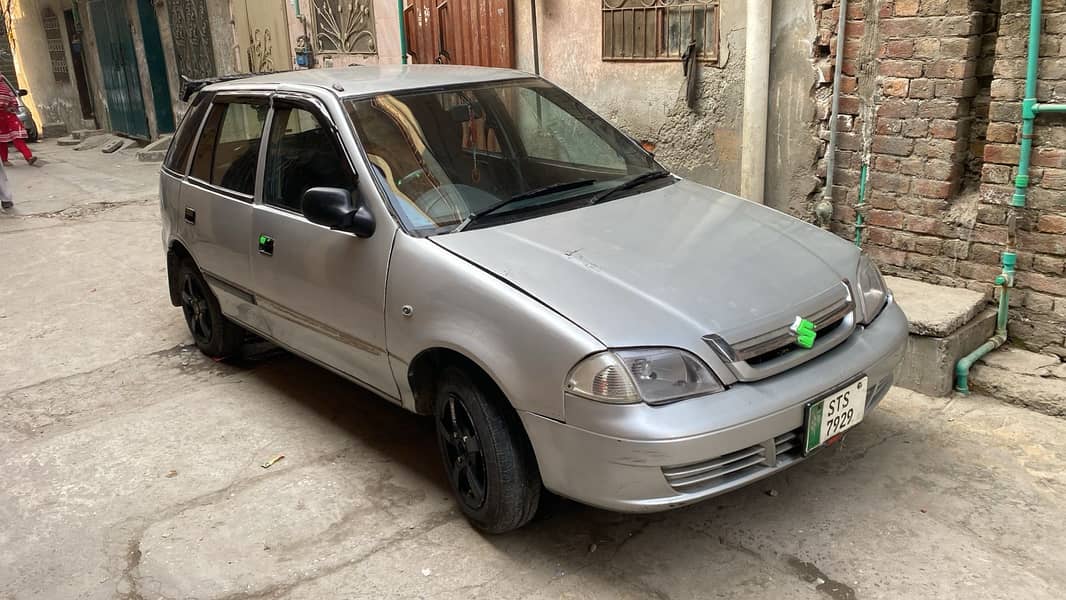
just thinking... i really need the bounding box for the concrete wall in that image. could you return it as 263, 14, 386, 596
9, 0, 92, 136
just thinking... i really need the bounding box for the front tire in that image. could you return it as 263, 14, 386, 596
178, 259, 244, 359
434, 365, 541, 533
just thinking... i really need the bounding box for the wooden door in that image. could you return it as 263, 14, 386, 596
88, 0, 149, 139
404, 0, 514, 67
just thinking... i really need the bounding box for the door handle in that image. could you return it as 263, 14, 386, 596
258, 234, 274, 256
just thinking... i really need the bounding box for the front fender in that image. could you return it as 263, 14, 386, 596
385, 234, 604, 421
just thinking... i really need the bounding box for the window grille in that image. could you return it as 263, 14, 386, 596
42, 8, 69, 82
601, 0, 719, 62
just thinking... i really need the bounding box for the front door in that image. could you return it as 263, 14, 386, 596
250, 96, 397, 398
87, 0, 149, 138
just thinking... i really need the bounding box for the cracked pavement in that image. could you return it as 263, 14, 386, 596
2, 142, 1066, 599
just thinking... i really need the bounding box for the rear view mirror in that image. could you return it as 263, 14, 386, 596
448, 102, 485, 123
17, 89, 27, 97
302, 187, 375, 238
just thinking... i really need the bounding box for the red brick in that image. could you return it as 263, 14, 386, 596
985, 122, 1017, 143
1038, 214, 1066, 234
1041, 168, 1066, 190
883, 77, 910, 97
913, 38, 940, 59
904, 214, 944, 235
895, 0, 920, 15
877, 99, 919, 118
840, 75, 858, 94
878, 60, 924, 78
1018, 230, 1066, 255
873, 135, 915, 156
1032, 147, 1066, 168
881, 40, 915, 58
866, 245, 908, 268
1016, 272, 1066, 296
925, 59, 974, 79
908, 78, 934, 99
914, 179, 954, 198
984, 144, 1021, 165
902, 119, 929, 137
900, 157, 925, 176
845, 20, 865, 38
838, 95, 861, 115
918, 99, 964, 119
873, 156, 901, 172
875, 118, 902, 135
867, 209, 906, 229
930, 119, 959, 139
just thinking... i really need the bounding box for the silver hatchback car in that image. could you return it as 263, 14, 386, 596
161, 66, 907, 533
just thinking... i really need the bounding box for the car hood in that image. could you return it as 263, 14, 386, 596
431, 179, 860, 350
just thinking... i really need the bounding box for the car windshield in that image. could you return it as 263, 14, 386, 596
345, 79, 668, 235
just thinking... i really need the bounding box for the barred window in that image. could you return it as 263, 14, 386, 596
602, 0, 719, 62
42, 8, 69, 83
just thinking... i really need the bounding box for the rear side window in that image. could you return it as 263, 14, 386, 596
190, 100, 268, 197
163, 92, 211, 174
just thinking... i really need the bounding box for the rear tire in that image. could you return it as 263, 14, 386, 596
177, 259, 244, 359
434, 365, 541, 533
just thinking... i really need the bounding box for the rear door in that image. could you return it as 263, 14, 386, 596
182, 94, 269, 320
250, 94, 397, 398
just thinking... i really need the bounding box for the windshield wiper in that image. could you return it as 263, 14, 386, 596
453, 179, 595, 232
588, 170, 672, 206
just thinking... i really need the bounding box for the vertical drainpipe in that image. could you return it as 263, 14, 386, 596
398, 0, 408, 64
814, 0, 848, 227
531, 0, 541, 75
740, 0, 771, 204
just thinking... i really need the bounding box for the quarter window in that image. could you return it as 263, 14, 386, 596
164, 92, 211, 174
263, 105, 355, 214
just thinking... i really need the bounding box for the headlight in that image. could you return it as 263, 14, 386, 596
856, 255, 889, 324
566, 348, 724, 405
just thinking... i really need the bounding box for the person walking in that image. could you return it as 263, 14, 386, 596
0, 79, 36, 167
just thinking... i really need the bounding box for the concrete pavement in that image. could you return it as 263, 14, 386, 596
2, 142, 1065, 599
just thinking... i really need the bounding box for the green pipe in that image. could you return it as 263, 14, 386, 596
955, 254, 1013, 394
294, 0, 301, 17
1034, 103, 1066, 113
854, 162, 868, 247
1012, 0, 1042, 208
398, 0, 408, 64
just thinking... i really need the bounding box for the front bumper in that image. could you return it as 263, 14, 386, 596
520, 301, 907, 513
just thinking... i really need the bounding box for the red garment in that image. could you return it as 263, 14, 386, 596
0, 81, 27, 144
0, 139, 32, 162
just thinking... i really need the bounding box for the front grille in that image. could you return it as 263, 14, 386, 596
703, 281, 857, 382
662, 429, 803, 493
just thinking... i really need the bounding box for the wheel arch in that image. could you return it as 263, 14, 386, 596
166, 239, 195, 307
407, 346, 514, 418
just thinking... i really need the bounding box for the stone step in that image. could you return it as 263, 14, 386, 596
71, 129, 104, 141
886, 276, 995, 396
56, 136, 80, 147
970, 347, 1066, 417
136, 135, 172, 163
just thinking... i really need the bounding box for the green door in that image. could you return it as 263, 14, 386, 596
88, 0, 149, 139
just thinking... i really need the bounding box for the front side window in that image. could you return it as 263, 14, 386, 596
263, 105, 355, 213
346, 79, 663, 235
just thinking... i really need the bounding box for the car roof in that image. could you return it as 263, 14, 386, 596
204, 64, 536, 97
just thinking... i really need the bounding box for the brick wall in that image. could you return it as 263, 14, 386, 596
814, 0, 1066, 357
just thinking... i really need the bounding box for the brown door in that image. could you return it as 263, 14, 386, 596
404, 0, 514, 67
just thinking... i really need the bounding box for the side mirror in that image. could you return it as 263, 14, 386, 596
17, 89, 28, 97
302, 187, 375, 238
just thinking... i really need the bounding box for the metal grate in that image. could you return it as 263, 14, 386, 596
42, 8, 69, 82
662, 430, 802, 493
602, 0, 719, 62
